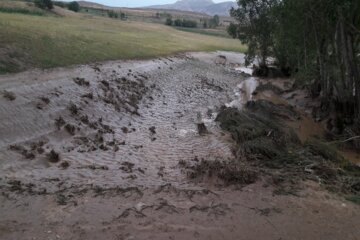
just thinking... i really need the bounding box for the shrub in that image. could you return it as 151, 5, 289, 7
34, 0, 53, 10
165, 17, 173, 26
68, 1, 80, 12
174, 19, 182, 27
182, 19, 197, 28
108, 10, 118, 18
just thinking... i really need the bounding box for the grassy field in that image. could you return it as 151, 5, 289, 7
174, 27, 232, 38
0, 5, 245, 74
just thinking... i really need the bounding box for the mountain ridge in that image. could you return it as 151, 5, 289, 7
148, 0, 237, 16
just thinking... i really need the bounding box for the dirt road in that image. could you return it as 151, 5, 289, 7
0, 52, 359, 240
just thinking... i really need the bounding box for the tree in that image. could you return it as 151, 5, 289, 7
68, 1, 80, 12
230, 0, 279, 66
227, 23, 237, 38
34, 0, 53, 10
231, 0, 360, 127
165, 17, 173, 26
174, 19, 182, 27
209, 15, 220, 28
120, 12, 127, 20
108, 10, 118, 18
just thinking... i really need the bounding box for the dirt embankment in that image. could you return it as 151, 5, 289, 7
0, 52, 359, 240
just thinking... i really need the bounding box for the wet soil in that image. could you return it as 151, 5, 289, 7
0, 52, 359, 240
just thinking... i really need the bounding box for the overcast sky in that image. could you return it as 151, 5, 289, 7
62, 0, 232, 8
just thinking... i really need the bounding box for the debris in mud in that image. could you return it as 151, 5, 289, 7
149, 126, 156, 134
215, 55, 227, 65
197, 123, 207, 135
68, 102, 80, 115
47, 150, 60, 163
9, 144, 35, 159
119, 162, 135, 173
196, 74, 224, 92
121, 127, 129, 133
36, 96, 51, 109
215, 101, 360, 199
181, 159, 258, 186
39, 96, 50, 104
55, 116, 66, 130
56, 194, 68, 205
196, 112, 208, 135
81, 92, 93, 99
59, 161, 70, 169
2, 90, 16, 101
73, 77, 90, 86
87, 164, 109, 170
65, 123, 76, 135
80, 114, 89, 124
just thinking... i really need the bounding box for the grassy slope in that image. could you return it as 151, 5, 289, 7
0, 10, 245, 74
174, 27, 231, 38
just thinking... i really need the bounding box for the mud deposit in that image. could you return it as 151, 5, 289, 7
0, 52, 359, 240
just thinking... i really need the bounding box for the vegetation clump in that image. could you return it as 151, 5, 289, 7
34, 0, 53, 10
229, 0, 360, 149
3, 90, 16, 101
68, 102, 80, 115
181, 159, 258, 186
47, 150, 60, 163
214, 100, 359, 201
55, 116, 66, 130
67, 1, 80, 12
65, 123, 76, 135
73, 77, 90, 86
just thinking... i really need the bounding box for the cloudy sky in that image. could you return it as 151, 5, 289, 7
62, 0, 232, 8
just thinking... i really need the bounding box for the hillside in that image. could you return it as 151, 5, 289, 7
0, 2, 245, 74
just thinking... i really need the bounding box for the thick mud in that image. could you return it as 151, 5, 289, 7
0, 52, 359, 240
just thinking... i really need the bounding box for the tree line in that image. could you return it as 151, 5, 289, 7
229, 0, 360, 129
33, 0, 80, 12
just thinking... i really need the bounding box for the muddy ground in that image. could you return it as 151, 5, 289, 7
0, 52, 359, 240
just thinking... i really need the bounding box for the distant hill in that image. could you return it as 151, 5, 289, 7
77, 1, 107, 9
148, 0, 237, 16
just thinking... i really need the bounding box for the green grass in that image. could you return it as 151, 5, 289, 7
0, 7, 45, 16
0, 11, 246, 74
174, 27, 232, 38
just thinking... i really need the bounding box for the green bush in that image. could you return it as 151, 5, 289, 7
0, 7, 44, 16
173, 19, 197, 28
165, 17, 173, 26
34, 0, 53, 10
68, 1, 80, 12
